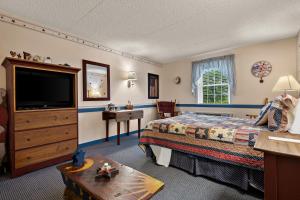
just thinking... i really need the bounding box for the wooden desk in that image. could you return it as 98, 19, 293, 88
57, 155, 164, 200
102, 110, 144, 145
254, 131, 300, 200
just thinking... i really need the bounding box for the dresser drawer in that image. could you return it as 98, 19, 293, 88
15, 125, 77, 150
15, 110, 77, 131
115, 112, 131, 121
115, 110, 144, 121
129, 110, 143, 119
15, 139, 77, 169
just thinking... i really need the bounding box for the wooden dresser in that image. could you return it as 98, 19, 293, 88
254, 131, 300, 200
2, 57, 80, 177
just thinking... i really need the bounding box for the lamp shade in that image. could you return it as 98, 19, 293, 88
272, 75, 300, 92
128, 71, 137, 80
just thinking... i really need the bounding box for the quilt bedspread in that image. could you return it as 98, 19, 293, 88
139, 113, 267, 170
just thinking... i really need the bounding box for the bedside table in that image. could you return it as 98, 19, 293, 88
254, 131, 300, 200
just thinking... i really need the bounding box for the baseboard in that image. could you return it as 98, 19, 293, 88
79, 129, 144, 148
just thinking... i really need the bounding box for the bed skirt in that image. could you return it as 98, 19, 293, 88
145, 146, 263, 191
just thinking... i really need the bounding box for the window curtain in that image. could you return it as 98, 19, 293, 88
191, 55, 236, 99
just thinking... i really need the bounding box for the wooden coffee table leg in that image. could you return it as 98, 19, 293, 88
138, 118, 141, 138
117, 122, 120, 145
127, 120, 130, 136
64, 188, 81, 200
105, 120, 109, 141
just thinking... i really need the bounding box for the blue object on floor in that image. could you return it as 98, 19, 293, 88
72, 148, 85, 167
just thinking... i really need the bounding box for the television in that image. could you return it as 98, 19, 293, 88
15, 67, 75, 110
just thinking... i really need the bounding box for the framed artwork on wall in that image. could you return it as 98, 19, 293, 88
148, 73, 159, 99
82, 59, 110, 101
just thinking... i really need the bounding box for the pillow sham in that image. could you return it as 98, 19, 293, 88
268, 95, 297, 132
255, 102, 272, 126
268, 104, 286, 131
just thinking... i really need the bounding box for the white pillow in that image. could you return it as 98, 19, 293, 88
289, 99, 300, 134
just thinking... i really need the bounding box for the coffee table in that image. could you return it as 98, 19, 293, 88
57, 155, 164, 200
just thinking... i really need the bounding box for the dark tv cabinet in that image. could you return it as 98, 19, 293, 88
2, 57, 81, 177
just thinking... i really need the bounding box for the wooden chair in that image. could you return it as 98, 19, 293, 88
156, 100, 179, 119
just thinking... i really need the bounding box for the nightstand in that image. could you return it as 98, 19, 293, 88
254, 131, 300, 200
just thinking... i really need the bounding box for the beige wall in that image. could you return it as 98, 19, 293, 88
0, 22, 162, 144
161, 37, 297, 116
0, 20, 298, 144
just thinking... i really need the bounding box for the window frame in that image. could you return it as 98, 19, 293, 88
197, 70, 231, 104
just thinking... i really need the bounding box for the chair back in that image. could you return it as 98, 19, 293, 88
156, 100, 176, 118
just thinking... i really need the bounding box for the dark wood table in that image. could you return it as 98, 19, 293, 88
254, 131, 300, 200
102, 110, 144, 145
57, 155, 164, 200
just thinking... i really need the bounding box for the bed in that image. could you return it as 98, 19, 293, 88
139, 113, 268, 191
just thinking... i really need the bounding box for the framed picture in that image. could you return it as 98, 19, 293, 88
82, 60, 110, 101
148, 73, 159, 99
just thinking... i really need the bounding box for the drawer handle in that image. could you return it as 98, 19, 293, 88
65, 147, 69, 150
26, 138, 31, 142
26, 120, 30, 123
53, 116, 58, 121
27, 156, 31, 160
65, 116, 69, 120
65, 132, 69, 135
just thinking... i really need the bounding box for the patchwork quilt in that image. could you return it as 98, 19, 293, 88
140, 113, 268, 170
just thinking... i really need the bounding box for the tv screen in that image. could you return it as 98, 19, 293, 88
15, 67, 75, 110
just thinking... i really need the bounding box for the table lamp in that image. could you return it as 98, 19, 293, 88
272, 75, 300, 96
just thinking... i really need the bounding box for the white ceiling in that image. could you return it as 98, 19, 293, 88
0, 0, 300, 64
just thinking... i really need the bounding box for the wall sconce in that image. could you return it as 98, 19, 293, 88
128, 71, 137, 88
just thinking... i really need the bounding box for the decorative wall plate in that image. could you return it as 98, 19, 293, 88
251, 60, 272, 83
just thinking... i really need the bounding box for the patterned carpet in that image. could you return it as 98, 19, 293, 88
0, 134, 263, 200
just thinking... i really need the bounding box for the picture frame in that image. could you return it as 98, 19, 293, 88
82, 59, 110, 101
148, 73, 159, 99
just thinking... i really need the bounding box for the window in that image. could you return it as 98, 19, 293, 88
198, 70, 230, 104
192, 55, 236, 103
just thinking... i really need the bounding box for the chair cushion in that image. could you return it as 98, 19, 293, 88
164, 113, 172, 118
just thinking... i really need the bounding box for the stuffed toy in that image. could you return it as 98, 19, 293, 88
0, 88, 8, 170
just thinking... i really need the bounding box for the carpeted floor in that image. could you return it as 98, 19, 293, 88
0, 134, 263, 200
